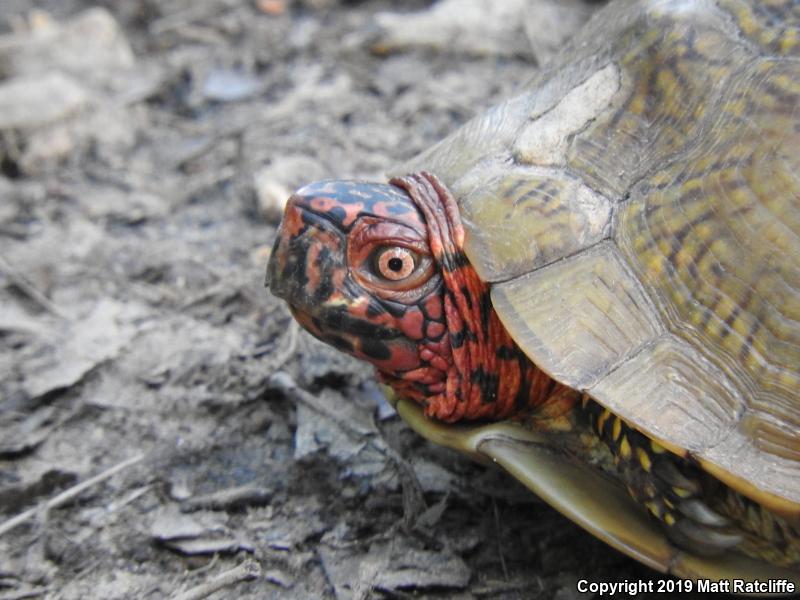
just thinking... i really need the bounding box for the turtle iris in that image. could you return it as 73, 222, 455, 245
375, 247, 416, 281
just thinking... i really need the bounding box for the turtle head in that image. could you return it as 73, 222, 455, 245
267, 180, 448, 388
268, 173, 550, 423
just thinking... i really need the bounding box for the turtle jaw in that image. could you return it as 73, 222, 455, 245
286, 301, 422, 372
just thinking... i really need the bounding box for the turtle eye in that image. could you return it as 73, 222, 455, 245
374, 247, 417, 281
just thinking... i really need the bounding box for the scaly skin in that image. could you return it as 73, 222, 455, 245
267, 171, 799, 567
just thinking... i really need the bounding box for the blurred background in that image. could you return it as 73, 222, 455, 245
0, 1, 669, 599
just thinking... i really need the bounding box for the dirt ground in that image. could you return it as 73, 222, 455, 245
0, 1, 672, 598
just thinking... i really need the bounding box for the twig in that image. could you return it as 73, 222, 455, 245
0, 453, 144, 537
171, 559, 261, 600
0, 256, 70, 320
260, 320, 298, 372
0, 587, 51, 600
180, 484, 272, 512
148, 0, 239, 35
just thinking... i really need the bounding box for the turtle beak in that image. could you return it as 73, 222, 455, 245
266, 194, 347, 310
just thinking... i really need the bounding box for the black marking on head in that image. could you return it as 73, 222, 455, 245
365, 297, 386, 318
381, 298, 408, 319
281, 240, 310, 292
297, 181, 417, 231
359, 337, 392, 361
451, 329, 466, 348
318, 307, 399, 340
327, 206, 347, 224
311, 246, 335, 304
329, 335, 355, 352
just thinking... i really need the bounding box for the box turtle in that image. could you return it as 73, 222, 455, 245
267, 0, 800, 584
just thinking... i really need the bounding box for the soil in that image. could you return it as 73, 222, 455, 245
0, 1, 670, 598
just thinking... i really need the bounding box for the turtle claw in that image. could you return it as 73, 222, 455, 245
668, 517, 743, 556
677, 498, 730, 528
652, 460, 701, 496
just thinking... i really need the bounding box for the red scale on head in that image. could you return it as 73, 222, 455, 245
423, 295, 443, 320
397, 308, 425, 340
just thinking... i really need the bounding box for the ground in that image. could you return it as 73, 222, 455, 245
0, 1, 678, 598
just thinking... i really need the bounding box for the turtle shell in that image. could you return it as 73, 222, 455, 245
399, 0, 800, 520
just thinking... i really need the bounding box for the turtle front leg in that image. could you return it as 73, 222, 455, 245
579, 396, 744, 556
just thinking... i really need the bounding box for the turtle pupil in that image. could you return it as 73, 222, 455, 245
388, 257, 404, 272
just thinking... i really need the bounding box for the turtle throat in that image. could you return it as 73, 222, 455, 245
387, 172, 570, 424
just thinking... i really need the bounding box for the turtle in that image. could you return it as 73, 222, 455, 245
266, 0, 800, 583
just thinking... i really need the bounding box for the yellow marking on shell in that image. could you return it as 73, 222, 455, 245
688, 307, 705, 327
694, 222, 712, 240
777, 371, 799, 389
773, 73, 798, 93
779, 28, 798, 54
650, 440, 666, 454
656, 69, 679, 97
673, 247, 694, 269
726, 97, 747, 117
715, 296, 738, 326
646, 255, 665, 278
664, 512, 676, 527
663, 498, 675, 510
636, 447, 652, 472
694, 155, 714, 172
734, 6, 757, 36
673, 487, 692, 499
612, 417, 622, 442
619, 436, 632, 460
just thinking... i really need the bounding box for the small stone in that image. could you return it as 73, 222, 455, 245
253, 155, 326, 222
256, 0, 288, 16
150, 508, 208, 541
0, 8, 136, 91
203, 69, 263, 102
0, 72, 89, 130
524, 0, 596, 64
264, 568, 293, 588
371, 0, 531, 57
254, 171, 291, 223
